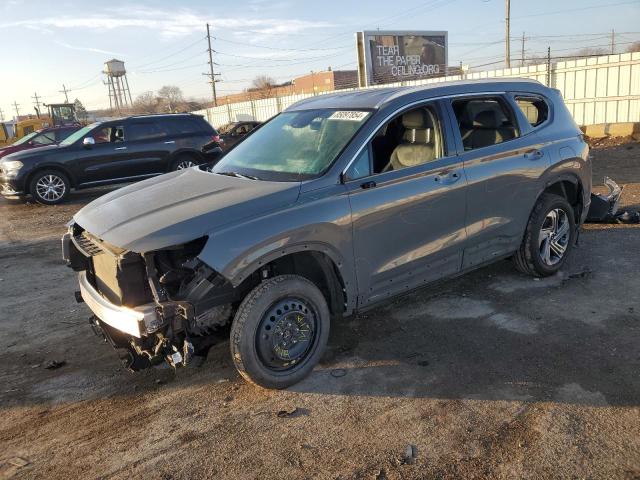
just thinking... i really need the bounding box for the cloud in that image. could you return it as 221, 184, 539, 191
0, 6, 334, 38
54, 40, 124, 57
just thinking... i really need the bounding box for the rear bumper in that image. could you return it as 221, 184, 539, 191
78, 271, 156, 338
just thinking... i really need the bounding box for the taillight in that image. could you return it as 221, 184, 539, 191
212, 135, 220, 143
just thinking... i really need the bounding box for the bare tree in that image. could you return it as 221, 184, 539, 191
132, 91, 160, 114
157, 85, 184, 112
250, 75, 277, 99
626, 41, 640, 53
574, 47, 609, 57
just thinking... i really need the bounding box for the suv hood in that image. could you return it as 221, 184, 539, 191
2, 144, 62, 161
73, 168, 300, 252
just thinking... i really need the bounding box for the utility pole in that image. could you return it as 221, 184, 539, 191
32, 92, 42, 112
521, 32, 526, 66
0, 108, 4, 122
60, 84, 69, 103
505, 0, 511, 68
205, 23, 218, 107
12, 101, 20, 118
611, 29, 615, 54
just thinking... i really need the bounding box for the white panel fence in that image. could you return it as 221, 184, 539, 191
193, 52, 640, 128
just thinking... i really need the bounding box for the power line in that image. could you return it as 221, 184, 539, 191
136, 50, 205, 73
130, 36, 206, 70
511, 0, 639, 19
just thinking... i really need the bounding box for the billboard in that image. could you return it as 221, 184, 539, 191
356, 30, 448, 87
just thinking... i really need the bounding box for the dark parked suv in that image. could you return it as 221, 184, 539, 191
62, 79, 590, 389
0, 125, 81, 159
0, 113, 221, 204
217, 121, 261, 151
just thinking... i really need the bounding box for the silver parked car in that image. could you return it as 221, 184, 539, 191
62, 78, 591, 389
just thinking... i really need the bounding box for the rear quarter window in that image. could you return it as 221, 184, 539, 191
514, 96, 549, 128
162, 117, 213, 135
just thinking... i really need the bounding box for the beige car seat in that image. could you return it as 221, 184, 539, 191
386, 109, 438, 171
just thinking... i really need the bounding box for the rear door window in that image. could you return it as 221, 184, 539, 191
128, 122, 165, 141
451, 97, 519, 151
162, 117, 208, 135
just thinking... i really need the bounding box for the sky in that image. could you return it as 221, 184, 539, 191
0, 0, 639, 118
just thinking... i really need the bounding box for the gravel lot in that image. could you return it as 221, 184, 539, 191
1, 140, 639, 479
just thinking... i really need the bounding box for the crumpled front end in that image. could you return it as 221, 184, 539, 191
62, 223, 245, 371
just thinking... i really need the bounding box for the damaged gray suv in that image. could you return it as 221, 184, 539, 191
62, 79, 591, 389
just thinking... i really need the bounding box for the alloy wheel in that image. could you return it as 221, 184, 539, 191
176, 159, 196, 170
35, 174, 66, 202
538, 208, 570, 266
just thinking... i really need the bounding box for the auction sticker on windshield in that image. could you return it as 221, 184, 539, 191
329, 111, 369, 121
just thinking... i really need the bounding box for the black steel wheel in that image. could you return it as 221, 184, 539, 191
255, 297, 318, 371
230, 275, 330, 389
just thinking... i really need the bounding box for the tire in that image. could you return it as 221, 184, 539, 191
171, 153, 199, 171
230, 275, 330, 389
29, 169, 70, 205
514, 193, 576, 277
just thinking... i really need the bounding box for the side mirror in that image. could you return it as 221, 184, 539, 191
83, 137, 95, 148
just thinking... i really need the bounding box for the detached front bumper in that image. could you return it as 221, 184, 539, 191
78, 271, 157, 338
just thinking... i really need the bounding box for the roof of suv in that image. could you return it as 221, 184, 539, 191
289, 78, 547, 111
121, 113, 202, 121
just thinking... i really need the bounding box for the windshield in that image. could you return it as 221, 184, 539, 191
60, 123, 98, 146
212, 109, 371, 181
12, 131, 38, 146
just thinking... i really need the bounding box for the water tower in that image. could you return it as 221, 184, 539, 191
103, 59, 133, 111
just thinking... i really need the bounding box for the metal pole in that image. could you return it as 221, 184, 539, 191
611, 29, 615, 54
32, 92, 42, 111
505, 0, 511, 68
206, 23, 217, 107
546, 47, 551, 87
60, 84, 69, 103
124, 75, 133, 105
521, 32, 525, 66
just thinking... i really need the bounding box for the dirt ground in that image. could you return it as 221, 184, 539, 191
1, 140, 639, 480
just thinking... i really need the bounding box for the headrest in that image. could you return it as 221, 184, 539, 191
402, 110, 431, 129
473, 110, 500, 128
403, 128, 431, 144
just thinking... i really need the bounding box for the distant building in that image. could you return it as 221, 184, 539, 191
214, 68, 359, 106
292, 69, 358, 94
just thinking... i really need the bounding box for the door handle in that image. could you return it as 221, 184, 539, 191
435, 171, 461, 184
525, 150, 544, 160
164, 140, 176, 144
114, 147, 127, 151
360, 180, 377, 189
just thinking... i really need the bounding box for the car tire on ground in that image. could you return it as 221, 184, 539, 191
29, 169, 70, 205
230, 274, 330, 389
171, 154, 199, 171
514, 193, 576, 277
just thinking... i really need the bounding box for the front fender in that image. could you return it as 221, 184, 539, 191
197, 184, 357, 311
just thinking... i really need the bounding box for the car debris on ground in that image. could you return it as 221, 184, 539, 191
586, 176, 640, 224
